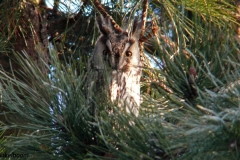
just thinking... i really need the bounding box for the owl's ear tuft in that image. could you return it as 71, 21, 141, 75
96, 16, 113, 36
131, 19, 142, 39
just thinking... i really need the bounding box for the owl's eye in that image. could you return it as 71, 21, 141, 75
125, 51, 132, 57
103, 50, 108, 55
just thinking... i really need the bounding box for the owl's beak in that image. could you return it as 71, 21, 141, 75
110, 52, 121, 70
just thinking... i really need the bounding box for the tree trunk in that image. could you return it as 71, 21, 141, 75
235, 0, 240, 55
0, 1, 49, 135
0, 1, 49, 75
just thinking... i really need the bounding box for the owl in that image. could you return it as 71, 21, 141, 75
88, 16, 142, 116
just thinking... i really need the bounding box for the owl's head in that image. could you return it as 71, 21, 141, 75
91, 16, 142, 72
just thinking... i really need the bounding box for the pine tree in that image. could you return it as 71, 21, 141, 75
0, 0, 240, 159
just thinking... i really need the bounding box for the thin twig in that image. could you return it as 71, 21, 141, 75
140, 0, 148, 40
93, 0, 122, 33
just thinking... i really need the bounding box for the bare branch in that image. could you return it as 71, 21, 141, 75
93, 0, 122, 33
140, 0, 148, 39
53, 0, 60, 14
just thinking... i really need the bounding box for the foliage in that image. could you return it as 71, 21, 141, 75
0, 128, 6, 154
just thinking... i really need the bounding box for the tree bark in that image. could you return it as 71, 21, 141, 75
0, 1, 49, 136
0, 1, 49, 75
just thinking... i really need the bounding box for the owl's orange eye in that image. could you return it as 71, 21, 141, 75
125, 51, 132, 57
103, 50, 108, 55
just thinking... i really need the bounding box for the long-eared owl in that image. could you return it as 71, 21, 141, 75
89, 16, 142, 116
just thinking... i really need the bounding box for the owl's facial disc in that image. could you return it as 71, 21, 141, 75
110, 42, 131, 70
103, 31, 138, 71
